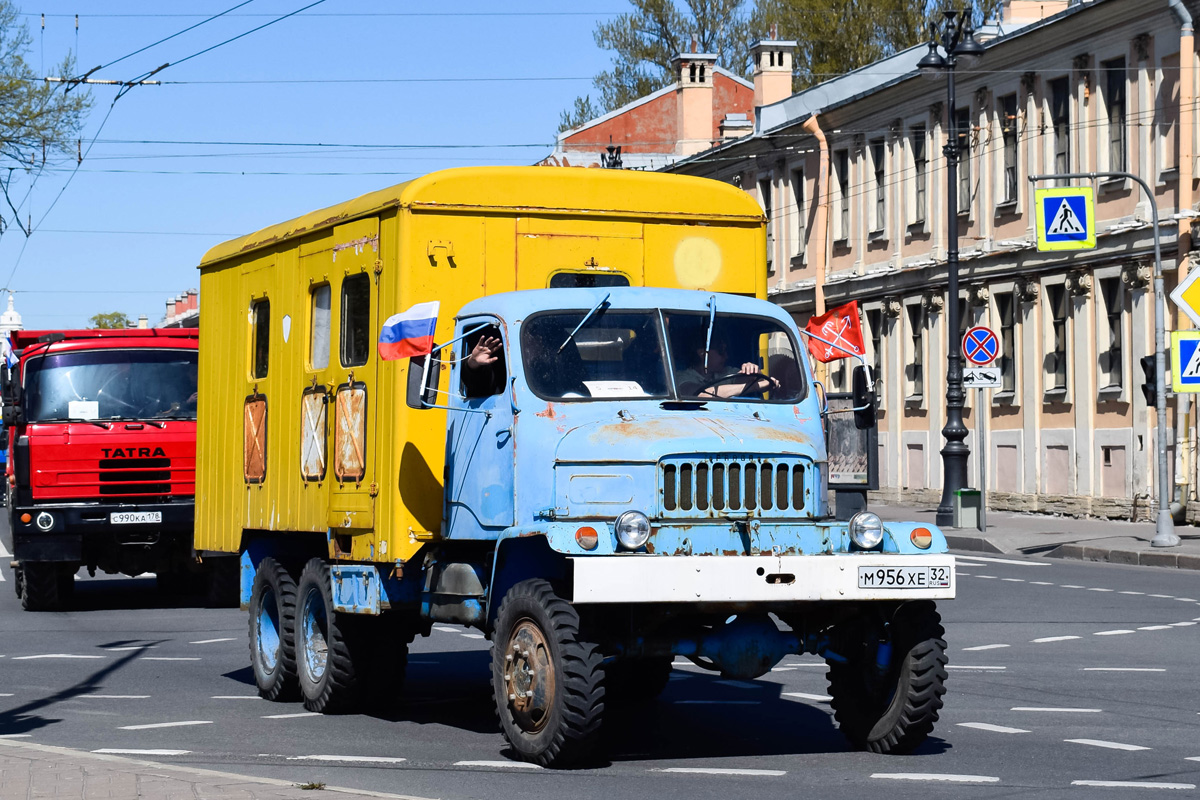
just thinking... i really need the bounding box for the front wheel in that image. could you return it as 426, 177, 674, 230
491, 579, 605, 768
827, 601, 948, 754
19, 562, 75, 611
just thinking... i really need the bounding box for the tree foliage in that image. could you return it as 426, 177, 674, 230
560, 0, 753, 131
89, 312, 131, 330
0, 0, 91, 235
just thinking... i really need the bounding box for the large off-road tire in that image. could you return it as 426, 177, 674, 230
827, 600, 948, 754
491, 579, 605, 768
604, 656, 673, 703
295, 558, 366, 714
19, 562, 74, 611
248, 557, 298, 702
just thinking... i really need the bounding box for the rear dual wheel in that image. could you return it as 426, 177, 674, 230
18, 562, 75, 611
248, 557, 298, 701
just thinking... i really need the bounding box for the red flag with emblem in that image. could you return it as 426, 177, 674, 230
804, 301, 866, 363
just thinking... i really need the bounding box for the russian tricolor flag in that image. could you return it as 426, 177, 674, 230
378, 301, 439, 361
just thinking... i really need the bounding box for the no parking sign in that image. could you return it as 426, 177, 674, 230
962, 326, 999, 366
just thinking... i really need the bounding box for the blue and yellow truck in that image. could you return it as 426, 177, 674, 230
194, 167, 954, 766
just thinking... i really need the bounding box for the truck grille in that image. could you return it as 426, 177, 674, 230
98, 457, 172, 496
660, 456, 809, 518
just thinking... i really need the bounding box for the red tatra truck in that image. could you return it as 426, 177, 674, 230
2, 328, 205, 610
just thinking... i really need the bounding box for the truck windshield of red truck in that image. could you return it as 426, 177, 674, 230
23, 349, 198, 422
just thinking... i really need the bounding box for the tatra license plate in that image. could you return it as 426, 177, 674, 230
110, 512, 162, 525
858, 565, 951, 589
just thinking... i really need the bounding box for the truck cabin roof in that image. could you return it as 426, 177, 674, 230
11, 328, 198, 358
456, 287, 793, 324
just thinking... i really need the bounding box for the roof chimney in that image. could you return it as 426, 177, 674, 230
751, 37, 796, 109
671, 50, 719, 156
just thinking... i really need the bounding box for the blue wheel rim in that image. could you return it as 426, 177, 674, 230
256, 587, 280, 672
302, 587, 328, 680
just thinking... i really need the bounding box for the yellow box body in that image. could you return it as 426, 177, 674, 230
194, 167, 766, 566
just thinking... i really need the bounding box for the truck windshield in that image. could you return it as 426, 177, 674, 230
664, 311, 807, 403
521, 309, 807, 404
23, 349, 199, 422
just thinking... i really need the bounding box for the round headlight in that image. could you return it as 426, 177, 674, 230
848, 512, 884, 550
35, 511, 54, 532
614, 511, 651, 550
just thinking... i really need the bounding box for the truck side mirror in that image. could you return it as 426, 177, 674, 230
405, 354, 440, 410
852, 366, 876, 429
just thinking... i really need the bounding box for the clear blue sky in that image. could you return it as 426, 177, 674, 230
3, 1, 619, 328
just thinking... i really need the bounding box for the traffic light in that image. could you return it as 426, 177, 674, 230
1140, 354, 1158, 406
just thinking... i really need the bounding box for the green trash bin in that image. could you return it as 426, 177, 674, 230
954, 489, 981, 529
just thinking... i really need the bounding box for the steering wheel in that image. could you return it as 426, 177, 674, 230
695, 370, 773, 398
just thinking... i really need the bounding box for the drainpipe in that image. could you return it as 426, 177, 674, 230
1170, 0, 1194, 522
802, 114, 830, 384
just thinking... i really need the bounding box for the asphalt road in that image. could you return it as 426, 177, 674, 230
1, 521, 1198, 799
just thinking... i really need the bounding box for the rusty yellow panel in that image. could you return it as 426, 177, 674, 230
517, 217, 642, 238
515, 233, 644, 290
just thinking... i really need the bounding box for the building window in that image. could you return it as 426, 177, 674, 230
912, 126, 927, 224
1050, 77, 1071, 183
1046, 283, 1068, 392
1000, 94, 1018, 203
871, 139, 886, 232
866, 308, 883, 388
834, 149, 850, 241
906, 304, 925, 398
251, 299, 270, 379
790, 168, 805, 258
955, 107, 971, 214
1103, 58, 1127, 172
340, 273, 371, 368
759, 177, 774, 274
997, 291, 1016, 394
1098, 277, 1123, 391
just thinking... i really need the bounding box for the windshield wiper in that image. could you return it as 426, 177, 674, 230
44, 418, 112, 429
703, 294, 716, 371
559, 293, 611, 352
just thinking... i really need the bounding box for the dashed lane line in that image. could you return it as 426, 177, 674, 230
1187, 757, 1200, 762
1176, 598, 1197, 603
1082, 667, 1166, 672
211, 695, 261, 700
189, 638, 236, 645
1032, 636, 1082, 643
1012, 707, 1101, 713
94, 749, 190, 756
953, 555, 1050, 567
287, 755, 406, 764
0, 693, 13, 697
1062, 585, 1085, 589
962, 644, 1010, 651
0, 734, 32, 738
1150, 594, 1174, 599
1138, 626, 1174, 631
262, 712, 321, 719
1094, 630, 1136, 636
105, 646, 155, 652
1120, 591, 1146, 595
783, 692, 832, 703
1087, 588, 1114, 593
1170, 621, 1197, 627
83, 695, 150, 699
118, 720, 213, 730
655, 768, 786, 777
461, 633, 485, 640
872, 773, 1000, 783
432, 626, 458, 633
1071, 780, 1194, 790
1030, 581, 1055, 586
1066, 739, 1150, 751
141, 657, 201, 661
454, 760, 542, 769
13, 654, 103, 660
1001, 578, 1025, 583
956, 722, 1029, 734
975, 575, 998, 580
945, 665, 1006, 671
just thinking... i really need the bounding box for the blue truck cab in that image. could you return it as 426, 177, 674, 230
399, 287, 955, 764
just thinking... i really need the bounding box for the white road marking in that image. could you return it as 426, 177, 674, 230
1071, 780, 1194, 790
0, 540, 9, 558
783, 692, 832, 702
1066, 738, 1150, 751
945, 665, 1006, 671
0, 693, 13, 697
770, 667, 796, 672
13, 654, 103, 660
1032, 635, 1081, 643
1187, 757, 1200, 762
454, 760, 542, 769
1001, 578, 1025, 583
1012, 707, 1101, 713
872, 773, 999, 783
189, 638, 236, 645
655, 768, 785, 777
118, 720, 213, 730
674, 700, 760, 705
1119, 591, 1145, 595
954, 555, 1049, 567
1170, 621, 1197, 627
1138, 625, 1174, 631
975, 575, 998, 580
105, 646, 154, 652
0, 734, 32, 738
1062, 585, 1085, 589
287, 755, 406, 764
433, 626, 458, 633
1083, 667, 1165, 672
1094, 630, 1136, 636
211, 695, 262, 700
1176, 598, 1197, 603
263, 712, 321, 719
94, 749, 190, 756
141, 657, 201, 661
962, 644, 1009, 651
1087, 588, 1114, 593
956, 722, 1029, 734
1030, 581, 1055, 586
461, 633, 485, 639
83, 695, 149, 699
1149, 594, 1174, 599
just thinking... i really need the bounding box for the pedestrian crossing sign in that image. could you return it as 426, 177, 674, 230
1171, 331, 1200, 392
1035, 186, 1095, 251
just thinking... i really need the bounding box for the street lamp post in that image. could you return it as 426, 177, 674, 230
918, 9, 985, 529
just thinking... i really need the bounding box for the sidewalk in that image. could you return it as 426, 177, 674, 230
0, 739, 432, 800
874, 502, 1200, 570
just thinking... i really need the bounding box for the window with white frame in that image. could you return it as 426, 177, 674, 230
1159, 54, 1180, 173
955, 107, 971, 214
996, 290, 1016, 394
911, 125, 927, 224
905, 303, 925, 398
871, 139, 886, 233
791, 168, 806, 258
866, 308, 883, 392
1098, 276, 1124, 391
1045, 283, 1069, 393
758, 176, 774, 274
834, 149, 850, 241
1102, 57, 1127, 172
1000, 93, 1018, 204
1050, 77, 1071, 184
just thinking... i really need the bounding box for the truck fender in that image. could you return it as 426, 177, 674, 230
486, 533, 569, 629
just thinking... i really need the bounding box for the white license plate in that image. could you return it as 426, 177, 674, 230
110, 511, 162, 525
858, 565, 951, 589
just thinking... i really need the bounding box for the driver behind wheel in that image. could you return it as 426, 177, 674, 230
674, 337, 779, 398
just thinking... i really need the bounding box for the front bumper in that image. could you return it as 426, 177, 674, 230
11, 500, 194, 562
569, 553, 955, 604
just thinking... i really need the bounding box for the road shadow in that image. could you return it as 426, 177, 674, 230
66, 576, 210, 612
0, 644, 164, 737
